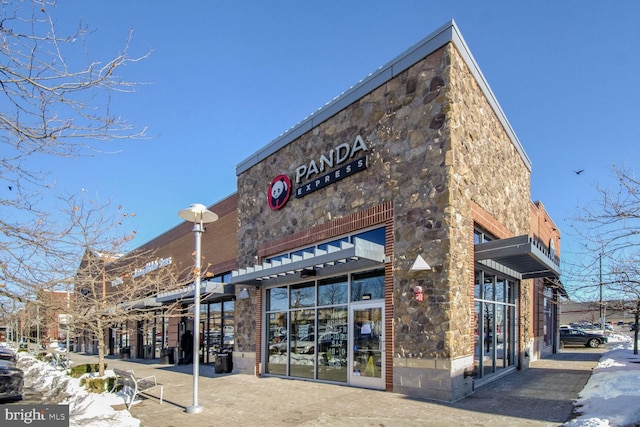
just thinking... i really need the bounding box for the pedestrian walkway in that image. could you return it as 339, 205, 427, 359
65, 348, 602, 427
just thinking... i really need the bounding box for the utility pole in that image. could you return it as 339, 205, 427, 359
600, 252, 607, 330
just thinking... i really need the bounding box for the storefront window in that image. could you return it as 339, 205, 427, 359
352, 228, 385, 246
351, 269, 384, 302
267, 312, 287, 375
474, 270, 517, 382
204, 299, 235, 364
317, 306, 347, 382
318, 276, 348, 306
484, 274, 495, 301
264, 268, 384, 382
289, 308, 316, 379
267, 287, 288, 311
474, 271, 482, 299
543, 288, 553, 347
496, 277, 505, 303
290, 282, 315, 308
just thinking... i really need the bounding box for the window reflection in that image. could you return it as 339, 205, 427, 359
289, 309, 315, 379
264, 268, 384, 382
267, 312, 287, 375
474, 270, 517, 381
351, 269, 384, 302
318, 276, 348, 306
267, 287, 288, 312
484, 274, 495, 301
482, 303, 495, 376
204, 300, 234, 364
290, 282, 315, 308
317, 307, 347, 382
496, 278, 505, 303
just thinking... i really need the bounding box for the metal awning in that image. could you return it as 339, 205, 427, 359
117, 296, 162, 310
474, 234, 560, 279
229, 238, 385, 287
544, 276, 568, 299
156, 282, 230, 303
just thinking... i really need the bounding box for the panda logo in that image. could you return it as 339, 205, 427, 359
268, 174, 291, 210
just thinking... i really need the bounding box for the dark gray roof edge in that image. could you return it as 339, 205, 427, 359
236, 20, 531, 175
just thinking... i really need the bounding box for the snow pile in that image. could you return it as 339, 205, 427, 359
563, 333, 640, 427
16, 352, 140, 427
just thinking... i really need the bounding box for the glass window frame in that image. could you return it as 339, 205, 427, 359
263, 267, 384, 381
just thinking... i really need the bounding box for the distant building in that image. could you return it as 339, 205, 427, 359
560, 300, 635, 325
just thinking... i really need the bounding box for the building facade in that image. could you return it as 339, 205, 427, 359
75, 194, 238, 363
229, 21, 562, 402
79, 21, 564, 403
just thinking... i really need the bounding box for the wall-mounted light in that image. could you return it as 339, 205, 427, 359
300, 268, 316, 278
409, 255, 431, 271
237, 288, 250, 300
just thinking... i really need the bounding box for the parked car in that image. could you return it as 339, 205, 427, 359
0, 359, 23, 401
0, 347, 17, 362
560, 328, 608, 348
269, 335, 315, 354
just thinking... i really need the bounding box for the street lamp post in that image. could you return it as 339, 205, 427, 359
66, 288, 70, 359
178, 204, 218, 415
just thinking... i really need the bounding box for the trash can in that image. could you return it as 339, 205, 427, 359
215, 351, 233, 374
120, 347, 131, 360
160, 347, 175, 364
160, 348, 170, 364
215, 353, 228, 374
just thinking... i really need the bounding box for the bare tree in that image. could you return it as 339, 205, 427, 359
0, 1, 148, 311
572, 165, 640, 348
45, 194, 188, 376
607, 262, 640, 354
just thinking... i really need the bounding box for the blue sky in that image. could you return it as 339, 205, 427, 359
40, 1, 639, 292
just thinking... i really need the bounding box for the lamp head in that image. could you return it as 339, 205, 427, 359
237, 288, 250, 300
178, 204, 218, 224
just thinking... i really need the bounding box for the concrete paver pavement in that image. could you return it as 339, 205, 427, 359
64, 348, 602, 427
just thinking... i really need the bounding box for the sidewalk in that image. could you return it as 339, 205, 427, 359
65, 348, 602, 427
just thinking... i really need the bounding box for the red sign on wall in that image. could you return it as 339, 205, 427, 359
268, 174, 291, 210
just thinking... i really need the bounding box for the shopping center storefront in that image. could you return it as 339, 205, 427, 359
229, 20, 562, 402
88, 21, 564, 403
97, 194, 239, 363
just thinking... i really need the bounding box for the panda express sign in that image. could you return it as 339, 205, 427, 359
268, 135, 369, 210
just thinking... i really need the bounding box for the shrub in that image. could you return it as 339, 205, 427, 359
69, 363, 107, 378
80, 376, 116, 394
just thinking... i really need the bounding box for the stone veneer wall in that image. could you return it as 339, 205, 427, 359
235, 41, 533, 402
444, 42, 533, 398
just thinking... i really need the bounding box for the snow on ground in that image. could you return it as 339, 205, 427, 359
8, 332, 640, 427
15, 351, 140, 427
563, 332, 640, 427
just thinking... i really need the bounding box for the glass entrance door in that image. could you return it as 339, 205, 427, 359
349, 302, 384, 390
